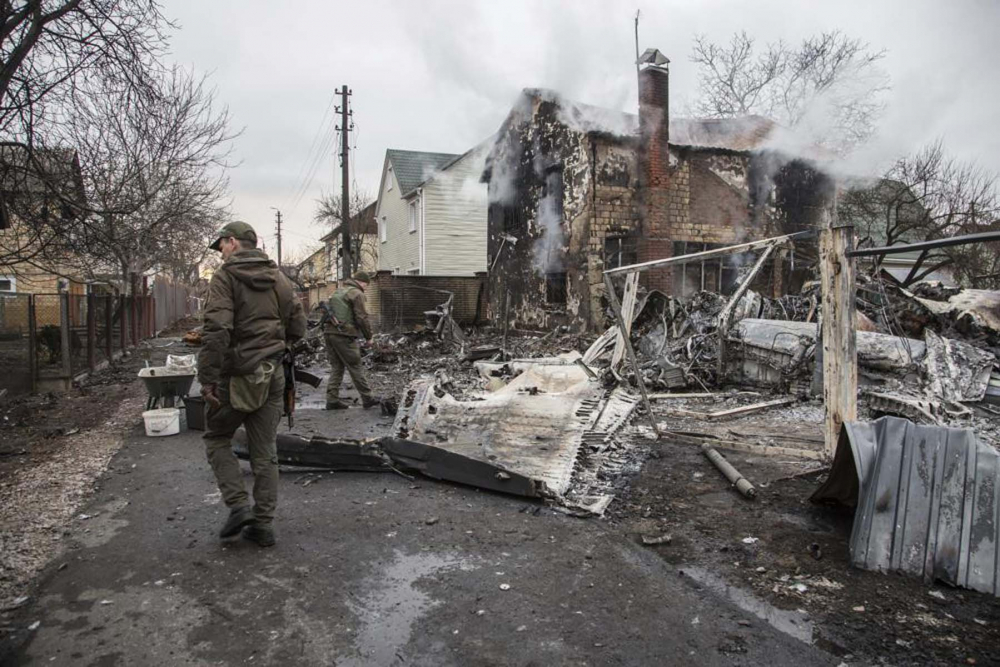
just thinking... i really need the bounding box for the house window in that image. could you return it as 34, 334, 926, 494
380, 215, 387, 243
387, 169, 393, 191
0, 277, 13, 292
604, 236, 638, 270
407, 267, 420, 275
672, 242, 749, 297
408, 199, 419, 233
545, 272, 567, 305
501, 204, 525, 234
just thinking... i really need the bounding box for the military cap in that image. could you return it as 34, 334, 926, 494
353, 271, 372, 283
209, 221, 258, 251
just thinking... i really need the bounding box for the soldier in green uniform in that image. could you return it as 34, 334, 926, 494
198, 221, 306, 547
324, 271, 380, 410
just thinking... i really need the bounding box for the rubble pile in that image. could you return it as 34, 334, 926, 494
586, 275, 1000, 435
621, 288, 814, 391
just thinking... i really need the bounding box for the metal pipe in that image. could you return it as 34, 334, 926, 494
701, 443, 757, 498
846, 230, 1000, 258
501, 290, 510, 360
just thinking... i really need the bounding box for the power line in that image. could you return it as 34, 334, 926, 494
285, 94, 338, 209
290, 122, 339, 211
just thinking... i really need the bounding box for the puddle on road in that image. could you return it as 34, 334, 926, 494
339, 550, 475, 667
680, 566, 814, 644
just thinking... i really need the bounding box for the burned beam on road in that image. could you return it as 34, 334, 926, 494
233, 431, 390, 472
381, 437, 545, 498
233, 430, 548, 499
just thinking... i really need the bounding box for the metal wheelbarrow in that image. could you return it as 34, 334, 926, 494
138, 366, 196, 410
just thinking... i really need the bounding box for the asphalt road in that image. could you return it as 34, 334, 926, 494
3, 396, 835, 666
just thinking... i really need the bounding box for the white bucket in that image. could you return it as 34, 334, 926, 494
143, 407, 181, 437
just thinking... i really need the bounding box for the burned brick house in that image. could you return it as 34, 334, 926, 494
481, 52, 828, 331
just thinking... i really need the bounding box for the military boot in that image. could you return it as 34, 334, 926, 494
219, 505, 254, 538
361, 395, 382, 409
325, 400, 349, 410
242, 523, 276, 547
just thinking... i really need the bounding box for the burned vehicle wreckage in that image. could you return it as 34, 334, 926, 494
251, 54, 1000, 604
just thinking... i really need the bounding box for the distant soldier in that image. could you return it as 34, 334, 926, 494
198, 221, 306, 547
324, 271, 380, 410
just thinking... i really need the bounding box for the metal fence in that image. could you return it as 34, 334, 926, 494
0, 286, 199, 395
152, 278, 201, 333
0, 293, 33, 394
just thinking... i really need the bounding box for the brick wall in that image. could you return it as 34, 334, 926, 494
670, 153, 750, 245
638, 65, 675, 294
366, 272, 485, 331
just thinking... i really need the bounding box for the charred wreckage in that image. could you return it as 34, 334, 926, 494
237, 52, 1000, 600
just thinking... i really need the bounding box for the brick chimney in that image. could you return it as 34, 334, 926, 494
637, 50, 673, 293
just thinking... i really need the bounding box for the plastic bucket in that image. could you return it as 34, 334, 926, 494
143, 407, 181, 437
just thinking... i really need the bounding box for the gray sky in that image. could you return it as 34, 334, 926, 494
164, 0, 1000, 258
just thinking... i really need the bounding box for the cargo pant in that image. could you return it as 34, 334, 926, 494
203, 370, 285, 524
324, 332, 372, 403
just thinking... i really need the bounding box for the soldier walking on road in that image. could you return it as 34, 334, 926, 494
198, 221, 306, 547
324, 271, 380, 410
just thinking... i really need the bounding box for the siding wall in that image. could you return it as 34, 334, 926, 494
376, 163, 421, 273
423, 152, 488, 276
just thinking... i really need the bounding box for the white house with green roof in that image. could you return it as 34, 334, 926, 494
374, 147, 488, 276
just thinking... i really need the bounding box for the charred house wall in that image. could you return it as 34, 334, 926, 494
486, 95, 644, 331
484, 79, 826, 332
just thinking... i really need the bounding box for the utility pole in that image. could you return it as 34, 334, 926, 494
271, 207, 283, 267
335, 85, 354, 279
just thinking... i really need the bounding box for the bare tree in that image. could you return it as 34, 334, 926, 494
0, 1, 238, 293
44, 67, 236, 292
314, 188, 377, 278
690, 30, 889, 152
843, 140, 1000, 286
0, 1, 168, 145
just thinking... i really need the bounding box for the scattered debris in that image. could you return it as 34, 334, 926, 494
702, 445, 757, 498
641, 534, 672, 546
814, 417, 1000, 597
668, 397, 798, 421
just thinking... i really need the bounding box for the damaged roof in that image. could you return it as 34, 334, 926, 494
518, 88, 775, 152
386, 149, 460, 196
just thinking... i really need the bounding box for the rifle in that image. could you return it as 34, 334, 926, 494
282, 344, 323, 429
282, 347, 296, 428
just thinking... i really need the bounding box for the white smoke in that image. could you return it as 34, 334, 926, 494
531, 187, 564, 273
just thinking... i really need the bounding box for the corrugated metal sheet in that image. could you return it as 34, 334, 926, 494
813, 416, 1000, 596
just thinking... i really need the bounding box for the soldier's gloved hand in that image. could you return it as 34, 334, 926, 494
201, 383, 221, 409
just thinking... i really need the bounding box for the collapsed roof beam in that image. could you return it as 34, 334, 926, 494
603, 230, 816, 276
846, 231, 1000, 258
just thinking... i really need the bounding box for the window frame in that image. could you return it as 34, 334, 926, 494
408, 199, 419, 234
545, 271, 568, 305
604, 235, 638, 270
379, 215, 387, 243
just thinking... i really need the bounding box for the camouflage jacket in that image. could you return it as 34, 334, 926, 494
324, 279, 373, 340
198, 249, 306, 385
